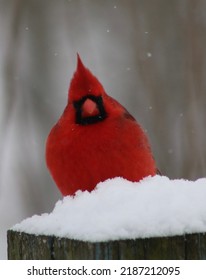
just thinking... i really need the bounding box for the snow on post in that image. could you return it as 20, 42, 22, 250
7, 176, 206, 259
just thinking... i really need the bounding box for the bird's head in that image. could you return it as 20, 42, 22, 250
68, 54, 107, 125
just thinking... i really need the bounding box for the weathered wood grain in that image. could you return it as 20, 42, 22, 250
7, 230, 206, 260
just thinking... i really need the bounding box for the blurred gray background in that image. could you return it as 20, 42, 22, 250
0, 0, 206, 259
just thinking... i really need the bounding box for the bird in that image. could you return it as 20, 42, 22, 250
46, 54, 158, 196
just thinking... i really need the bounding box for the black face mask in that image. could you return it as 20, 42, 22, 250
73, 94, 107, 125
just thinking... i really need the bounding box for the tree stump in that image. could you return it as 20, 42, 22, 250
7, 230, 206, 260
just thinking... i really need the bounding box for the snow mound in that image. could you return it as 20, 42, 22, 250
12, 175, 206, 241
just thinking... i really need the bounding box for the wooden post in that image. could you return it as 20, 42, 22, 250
7, 230, 206, 260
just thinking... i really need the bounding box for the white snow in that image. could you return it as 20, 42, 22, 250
12, 175, 206, 241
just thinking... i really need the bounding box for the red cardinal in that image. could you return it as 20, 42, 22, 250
46, 55, 158, 196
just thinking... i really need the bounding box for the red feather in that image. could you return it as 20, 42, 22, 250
46, 55, 157, 196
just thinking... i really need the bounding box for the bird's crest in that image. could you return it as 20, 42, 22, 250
69, 54, 105, 102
